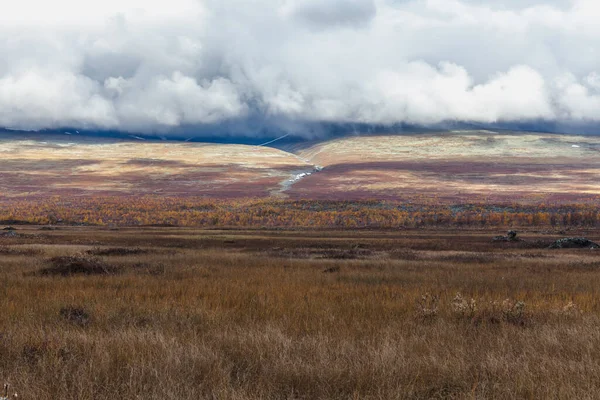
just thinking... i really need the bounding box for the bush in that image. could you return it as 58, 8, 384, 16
86, 247, 149, 256
36, 255, 120, 276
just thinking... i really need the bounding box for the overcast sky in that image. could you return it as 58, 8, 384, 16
1, 0, 600, 136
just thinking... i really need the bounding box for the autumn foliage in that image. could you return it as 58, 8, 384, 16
1, 196, 599, 228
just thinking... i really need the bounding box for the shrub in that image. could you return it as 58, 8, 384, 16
416, 293, 439, 320
451, 292, 477, 319
86, 247, 149, 256
36, 255, 120, 276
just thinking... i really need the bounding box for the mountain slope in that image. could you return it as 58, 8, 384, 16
0, 134, 312, 198
1, 131, 599, 203
286, 132, 600, 203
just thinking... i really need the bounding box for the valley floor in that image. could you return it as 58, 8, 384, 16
1, 227, 600, 399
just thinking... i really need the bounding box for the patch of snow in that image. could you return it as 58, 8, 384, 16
572, 145, 580, 148
259, 133, 290, 147
278, 165, 324, 194
289, 172, 310, 183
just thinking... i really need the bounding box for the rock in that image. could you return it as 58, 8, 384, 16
548, 238, 600, 249
493, 230, 521, 242
2, 226, 16, 231
0, 231, 18, 238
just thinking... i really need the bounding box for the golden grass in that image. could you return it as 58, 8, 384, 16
1, 227, 600, 399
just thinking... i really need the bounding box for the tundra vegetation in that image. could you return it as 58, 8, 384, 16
0, 223, 599, 399
1, 197, 600, 228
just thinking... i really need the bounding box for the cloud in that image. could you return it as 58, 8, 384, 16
1, 0, 600, 136
282, 0, 377, 29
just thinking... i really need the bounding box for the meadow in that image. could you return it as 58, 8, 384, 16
0, 226, 600, 399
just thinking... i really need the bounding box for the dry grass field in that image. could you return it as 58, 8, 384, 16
1, 226, 600, 399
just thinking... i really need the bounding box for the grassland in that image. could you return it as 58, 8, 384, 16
1, 226, 600, 399
2, 131, 600, 202
0, 134, 310, 198
290, 133, 600, 202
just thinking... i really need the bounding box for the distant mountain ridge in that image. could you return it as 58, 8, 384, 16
2, 120, 599, 149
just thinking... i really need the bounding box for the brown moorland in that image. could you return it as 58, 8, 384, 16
1, 226, 600, 399
2, 131, 600, 203
0, 135, 311, 199
2, 131, 600, 398
289, 132, 600, 202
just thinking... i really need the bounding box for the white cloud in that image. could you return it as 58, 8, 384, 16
1, 0, 600, 135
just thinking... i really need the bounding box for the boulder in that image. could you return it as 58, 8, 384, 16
493, 230, 521, 242
0, 231, 18, 238
548, 238, 600, 249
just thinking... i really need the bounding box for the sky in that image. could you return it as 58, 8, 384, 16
1, 0, 600, 136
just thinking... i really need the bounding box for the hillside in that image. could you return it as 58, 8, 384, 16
1, 131, 599, 203
0, 135, 312, 199
288, 132, 600, 203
